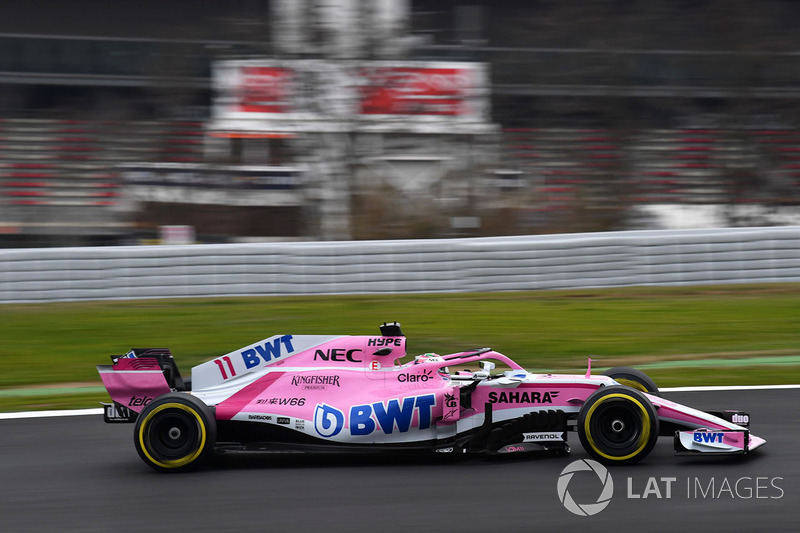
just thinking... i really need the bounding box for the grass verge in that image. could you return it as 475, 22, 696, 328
2, 283, 800, 411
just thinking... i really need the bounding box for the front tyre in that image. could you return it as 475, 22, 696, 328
602, 366, 660, 396
134, 393, 216, 472
578, 386, 659, 465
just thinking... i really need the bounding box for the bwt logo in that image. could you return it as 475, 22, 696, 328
693, 432, 724, 444
241, 335, 294, 369
314, 394, 436, 438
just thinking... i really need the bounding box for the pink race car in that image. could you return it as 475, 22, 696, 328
97, 322, 764, 472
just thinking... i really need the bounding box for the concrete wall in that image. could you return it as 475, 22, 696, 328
2, 226, 799, 303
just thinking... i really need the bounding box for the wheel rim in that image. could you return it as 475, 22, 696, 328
583, 393, 651, 461
148, 412, 196, 458
138, 403, 207, 469
591, 401, 641, 451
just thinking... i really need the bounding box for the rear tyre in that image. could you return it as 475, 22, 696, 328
134, 393, 216, 473
578, 386, 659, 465
602, 366, 660, 396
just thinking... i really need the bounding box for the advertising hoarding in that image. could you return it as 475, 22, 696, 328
212, 59, 492, 133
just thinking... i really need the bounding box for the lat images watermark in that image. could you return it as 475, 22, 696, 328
557, 459, 614, 517
627, 476, 785, 500
557, 459, 785, 516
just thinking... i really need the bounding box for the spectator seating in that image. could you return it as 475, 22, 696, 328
502, 126, 798, 213
0, 118, 204, 241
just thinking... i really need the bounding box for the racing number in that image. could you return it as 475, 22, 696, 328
213, 356, 237, 380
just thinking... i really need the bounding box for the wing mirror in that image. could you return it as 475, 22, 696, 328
474, 360, 496, 380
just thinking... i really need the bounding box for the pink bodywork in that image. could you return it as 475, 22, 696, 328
98, 357, 171, 413
98, 334, 765, 451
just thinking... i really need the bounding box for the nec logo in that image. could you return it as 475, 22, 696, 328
314, 348, 363, 363
241, 335, 295, 369
693, 432, 724, 444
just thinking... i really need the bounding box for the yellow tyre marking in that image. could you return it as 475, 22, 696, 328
584, 392, 651, 462
614, 378, 649, 392
138, 402, 207, 469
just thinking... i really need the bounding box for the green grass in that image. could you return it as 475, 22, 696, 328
0, 392, 106, 412
2, 283, 800, 411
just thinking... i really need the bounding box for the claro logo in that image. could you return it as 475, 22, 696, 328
398, 370, 433, 383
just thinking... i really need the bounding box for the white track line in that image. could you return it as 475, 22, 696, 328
2, 384, 800, 420
0, 408, 103, 420
661, 384, 800, 392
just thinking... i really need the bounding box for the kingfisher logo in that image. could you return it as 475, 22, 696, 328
313, 394, 436, 438
291, 375, 341, 388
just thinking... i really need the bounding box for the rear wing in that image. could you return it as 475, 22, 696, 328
97, 348, 189, 423
110, 348, 190, 391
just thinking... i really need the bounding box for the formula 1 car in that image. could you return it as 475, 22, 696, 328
97, 323, 765, 472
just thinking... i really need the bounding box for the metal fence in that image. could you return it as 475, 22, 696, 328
2, 226, 799, 303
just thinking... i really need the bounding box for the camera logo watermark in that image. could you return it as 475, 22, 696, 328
557, 459, 614, 516
557, 460, 785, 517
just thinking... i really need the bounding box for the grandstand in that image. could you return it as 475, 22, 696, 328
0, 118, 207, 245
1, 1, 799, 245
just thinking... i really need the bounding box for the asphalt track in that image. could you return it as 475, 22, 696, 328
1, 389, 798, 533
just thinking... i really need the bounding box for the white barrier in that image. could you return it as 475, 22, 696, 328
2, 226, 800, 303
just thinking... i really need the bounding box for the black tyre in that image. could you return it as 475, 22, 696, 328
134, 393, 216, 472
578, 386, 659, 465
602, 366, 660, 396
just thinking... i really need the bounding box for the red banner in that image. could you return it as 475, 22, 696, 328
238, 67, 293, 114
215, 60, 489, 126
358, 67, 472, 116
